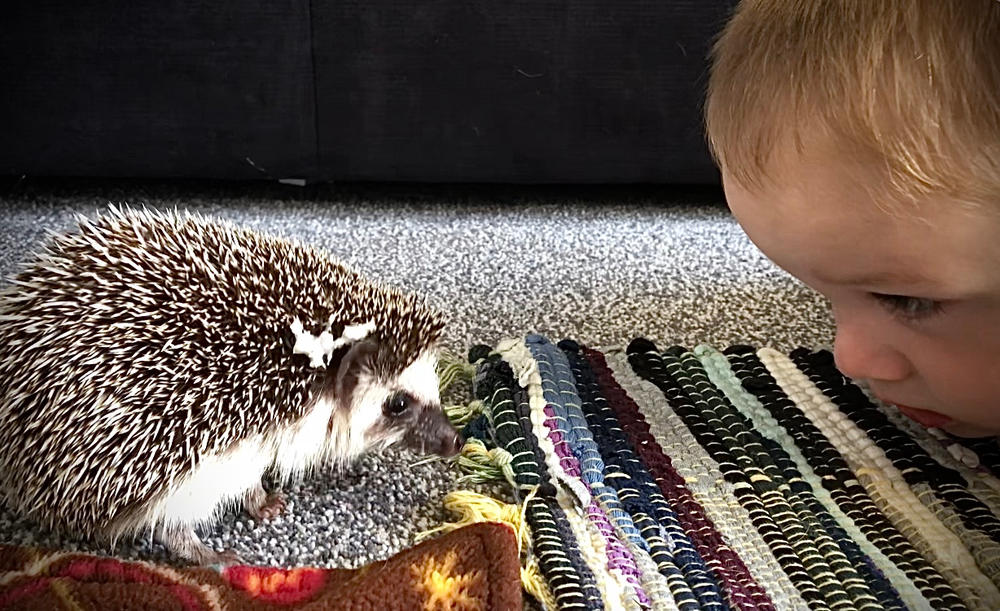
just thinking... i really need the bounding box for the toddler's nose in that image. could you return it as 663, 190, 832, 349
833, 320, 911, 382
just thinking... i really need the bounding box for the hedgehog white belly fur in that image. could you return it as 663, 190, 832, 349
0, 205, 462, 564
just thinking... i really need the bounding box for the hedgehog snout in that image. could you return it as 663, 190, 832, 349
438, 428, 465, 457
402, 406, 464, 458
429, 424, 464, 458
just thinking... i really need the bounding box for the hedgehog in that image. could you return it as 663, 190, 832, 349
0, 204, 463, 565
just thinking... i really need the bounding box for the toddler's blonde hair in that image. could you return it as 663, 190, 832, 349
705, 0, 1000, 211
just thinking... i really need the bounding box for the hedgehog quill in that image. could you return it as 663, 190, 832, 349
0, 205, 463, 564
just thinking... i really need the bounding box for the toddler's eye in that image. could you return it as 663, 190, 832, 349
871, 293, 945, 321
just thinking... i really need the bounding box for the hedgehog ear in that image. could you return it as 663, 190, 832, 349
333, 338, 380, 403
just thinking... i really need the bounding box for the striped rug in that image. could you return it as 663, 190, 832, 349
437, 334, 1000, 611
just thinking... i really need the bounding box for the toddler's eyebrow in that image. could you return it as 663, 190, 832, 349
817, 269, 938, 289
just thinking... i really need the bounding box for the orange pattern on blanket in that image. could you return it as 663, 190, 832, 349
223, 566, 325, 604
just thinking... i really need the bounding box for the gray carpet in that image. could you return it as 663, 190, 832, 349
0, 180, 835, 569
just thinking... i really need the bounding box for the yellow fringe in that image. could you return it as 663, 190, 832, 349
422, 489, 528, 549
436, 351, 477, 393
455, 438, 516, 487
443, 399, 485, 426
522, 557, 558, 610
418, 488, 556, 606
437, 351, 484, 426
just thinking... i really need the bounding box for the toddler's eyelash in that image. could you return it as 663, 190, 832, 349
871, 293, 945, 321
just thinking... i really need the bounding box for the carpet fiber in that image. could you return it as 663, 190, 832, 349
450, 334, 1000, 610
0, 179, 836, 571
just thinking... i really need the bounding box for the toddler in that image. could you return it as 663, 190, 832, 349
705, 1, 1000, 437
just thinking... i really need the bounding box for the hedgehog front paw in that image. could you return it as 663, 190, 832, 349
162, 525, 243, 567
250, 492, 287, 520
190, 546, 243, 567
246, 484, 288, 520
211, 549, 244, 566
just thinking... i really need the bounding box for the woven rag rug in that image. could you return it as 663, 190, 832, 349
431, 334, 1000, 611
0, 522, 521, 610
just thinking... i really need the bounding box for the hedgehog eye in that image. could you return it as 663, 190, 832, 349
384, 392, 411, 417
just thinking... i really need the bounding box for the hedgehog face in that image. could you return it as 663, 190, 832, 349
333, 342, 463, 459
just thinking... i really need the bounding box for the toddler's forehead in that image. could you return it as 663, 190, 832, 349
725, 152, 1000, 297
763, 128, 995, 221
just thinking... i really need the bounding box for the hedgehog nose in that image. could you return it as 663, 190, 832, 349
439, 431, 464, 457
